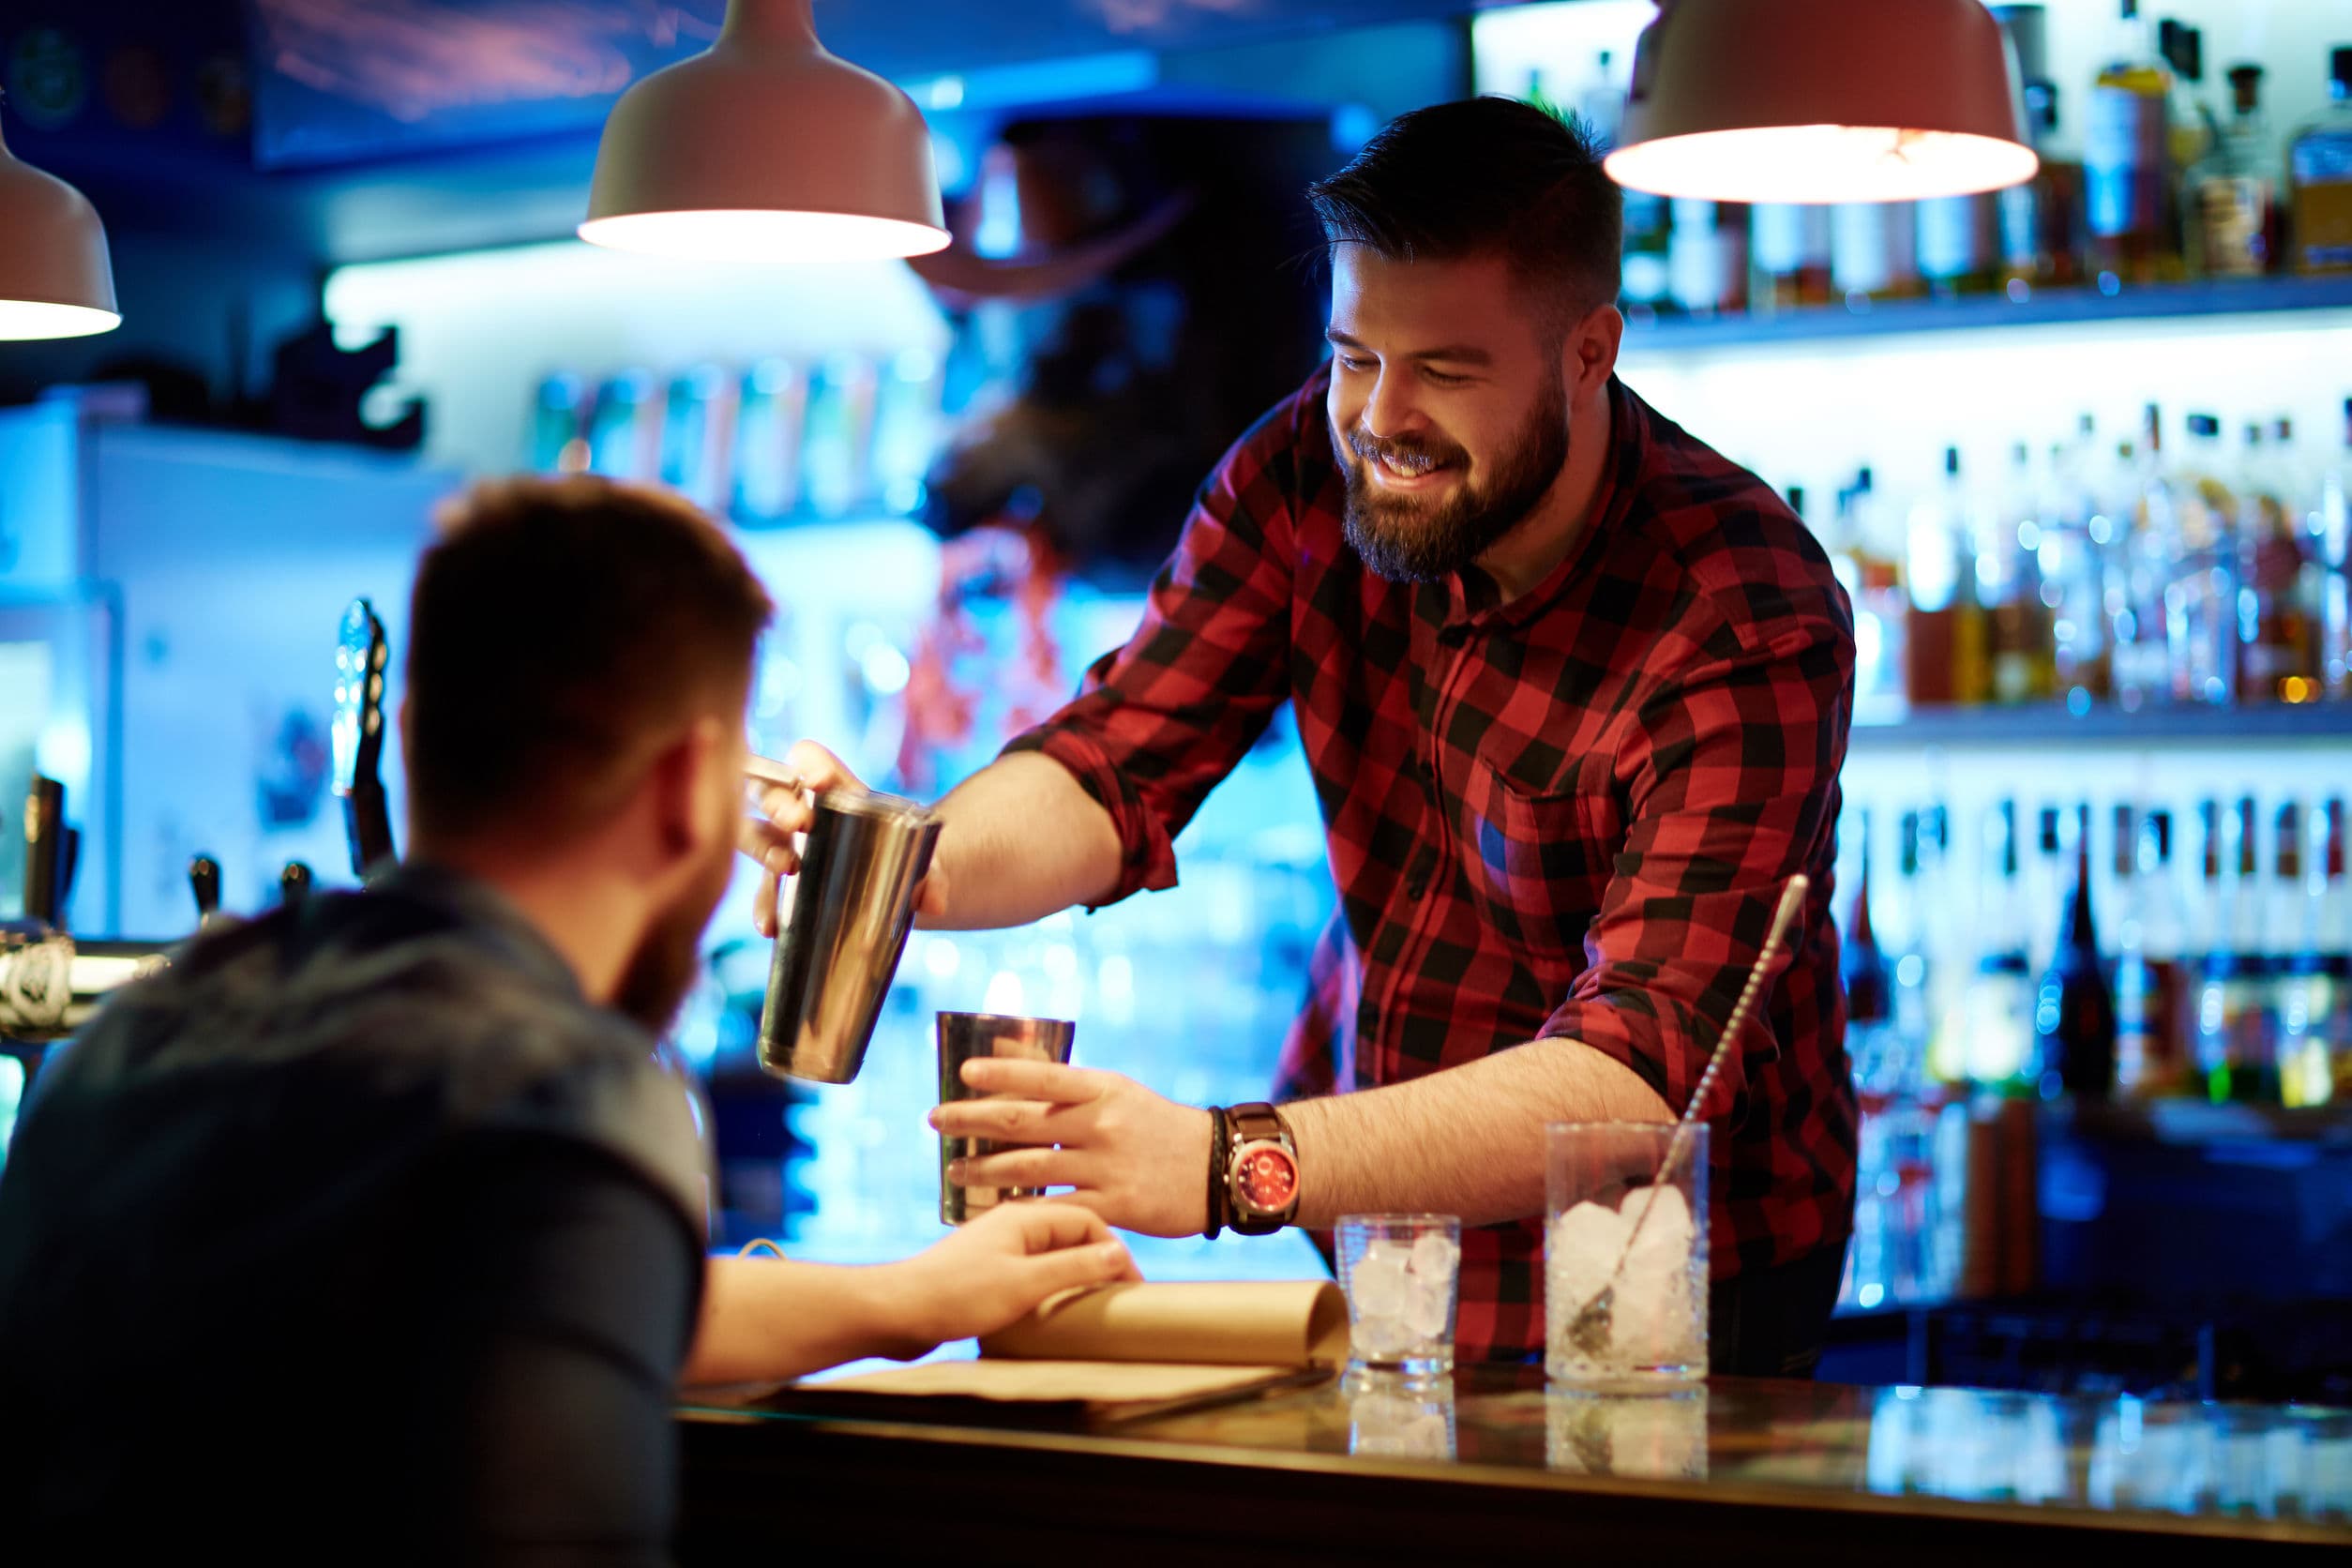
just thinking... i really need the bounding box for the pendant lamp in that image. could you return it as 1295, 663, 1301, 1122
580, 0, 948, 262
0, 91, 120, 339
1604, 0, 2037, 204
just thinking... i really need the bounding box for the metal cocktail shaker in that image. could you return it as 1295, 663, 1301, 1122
755, 787, 942, 1083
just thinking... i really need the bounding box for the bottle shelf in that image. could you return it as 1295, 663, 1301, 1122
1848, 701, 2352, 748
1622, 274, 2352, 354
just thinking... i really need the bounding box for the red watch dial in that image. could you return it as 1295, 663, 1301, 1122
1236, 1144, 1298, 1212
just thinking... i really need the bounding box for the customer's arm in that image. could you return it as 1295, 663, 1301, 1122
682, 1201, 1137, 1385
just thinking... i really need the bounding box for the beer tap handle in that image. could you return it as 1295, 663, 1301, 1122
188, 855, 221, 923
279, 861, 314, 908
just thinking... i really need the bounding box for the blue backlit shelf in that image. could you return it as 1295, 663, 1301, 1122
1623, 274, 2352, 354
1848, 701, 2352, 748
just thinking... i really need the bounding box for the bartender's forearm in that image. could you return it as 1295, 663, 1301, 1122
921, 751, 1123, 930
1282, 1038, 1673, 1229
682, 1256, 928, 1386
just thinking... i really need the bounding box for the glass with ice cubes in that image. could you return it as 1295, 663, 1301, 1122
1335, 1214, 1461, 1381
1544, 1122, 1709, 1391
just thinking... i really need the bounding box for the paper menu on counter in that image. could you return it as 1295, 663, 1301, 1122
753, 1281, 1347, 1425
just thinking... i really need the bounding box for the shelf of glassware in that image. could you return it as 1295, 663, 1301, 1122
1847, 701, 2352, 748
1622, 275, 2352, 354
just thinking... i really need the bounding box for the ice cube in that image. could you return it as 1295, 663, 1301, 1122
1352, 1313, 1410, 1362
1546, 1199, 1631, 1316
1403, 1275, 1452, 1340
1349, 1250, 1409, 1318
1408, 1231, 1459, 1282
1618, 1184, 1694, 1266
1607, 1250, 1697, 1367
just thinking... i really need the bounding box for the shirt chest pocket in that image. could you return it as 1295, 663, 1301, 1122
1456, 761, 1622, 963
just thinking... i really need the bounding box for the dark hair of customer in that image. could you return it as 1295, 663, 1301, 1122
404, 475, 774, 851
1304, 96, 1624, 340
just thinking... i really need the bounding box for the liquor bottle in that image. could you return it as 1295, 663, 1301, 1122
1832, 202, 1922, 306
2278, 799, 2351, 1106
1842, 472, 1909, 722
2195, 796, 2278, 1103
1844, 809, 1900, 1091
1965, 801, 2040, 1091
2084, 0, 2179, 286
1576, 52, 1627, 148
2116, 807, 2189, 1096
2188, 65, 2282, 278
1983, 443, 2058, 705
1919, 188, 2000, 298
2043, 419, 2111, 706
1668, 199, 1748, 317
2287, 48, 2352, 276
1751, 203, 1833, 312
1922, 805, 1972, 1087
2037, 807, 2116, 1102
2107, 407, 2176, 711
2316, 400, 2352, 699
1998, 77, 2087, 292
2028, 805, 2066, 974
1621, 188, 1674, 316
2238, 421, 2316, 703
1907, 447, 1987, 705
2158, 22, 2215, 232
2164, 413, 2238, 705
1891, 809, 1936, 1056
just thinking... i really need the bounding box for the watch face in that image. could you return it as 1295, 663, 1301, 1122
1235, 1142, 1298, 1213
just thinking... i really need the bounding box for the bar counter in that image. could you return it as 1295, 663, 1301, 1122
676, 1369, 2352, 1563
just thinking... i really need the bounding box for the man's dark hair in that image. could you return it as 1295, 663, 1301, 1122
405, 476, 773, 845
1305, 97, 1622, 331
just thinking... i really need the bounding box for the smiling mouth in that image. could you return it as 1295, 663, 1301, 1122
1369, 449, 1455, 485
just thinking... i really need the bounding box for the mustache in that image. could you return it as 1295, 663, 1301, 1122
1346, 427, 1468, 472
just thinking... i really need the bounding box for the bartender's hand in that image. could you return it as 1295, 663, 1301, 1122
738, 740, 950, 936
879, 1200, 1139, 1355
929, 1060, 1214, 1238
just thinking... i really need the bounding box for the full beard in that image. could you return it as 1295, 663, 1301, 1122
612, 836, 737, 1038
1336, 370, 1572, 585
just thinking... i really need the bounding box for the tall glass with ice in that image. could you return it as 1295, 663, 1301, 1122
1336, 1214, 1460, 1382
1545, 1123, 1708, 1391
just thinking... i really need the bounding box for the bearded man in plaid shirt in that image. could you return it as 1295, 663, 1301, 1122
750, 98, 1859, 1374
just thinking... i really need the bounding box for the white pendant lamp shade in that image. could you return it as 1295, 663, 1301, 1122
1604, 0, 2038, 204
580, 0, 948, 262
0, 112, 120, 339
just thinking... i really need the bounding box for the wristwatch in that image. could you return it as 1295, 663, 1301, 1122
1223, 1102, 1301, 1235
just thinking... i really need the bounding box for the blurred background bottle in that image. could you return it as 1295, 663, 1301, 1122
2287, 48, 2352, 277
2188, 64, 2282, 279
2084, 0, 2179, 285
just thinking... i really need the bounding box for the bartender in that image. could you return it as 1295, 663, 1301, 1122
747, 97, 1857, 1374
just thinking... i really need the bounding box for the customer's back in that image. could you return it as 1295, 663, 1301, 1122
0, 864, 706, 1562
0, 475, 779, 1564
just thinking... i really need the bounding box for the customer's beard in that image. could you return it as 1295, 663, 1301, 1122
612, 839, 736, 1038
1337, 370, 1571, 584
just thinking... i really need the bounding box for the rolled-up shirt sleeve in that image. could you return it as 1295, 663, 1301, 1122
1539, 583, 1852, 1123
1003, 405, 1302, 907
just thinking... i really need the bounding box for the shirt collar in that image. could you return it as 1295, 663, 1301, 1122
363, 859, 588, 1003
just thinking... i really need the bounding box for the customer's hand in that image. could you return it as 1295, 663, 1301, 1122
929, 1061, 1214, 1239
879, 1201, 1139, 1355
738, 740, 950, 935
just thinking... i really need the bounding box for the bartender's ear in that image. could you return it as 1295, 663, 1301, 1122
1560, 300, 1623, 401
645, 716, 728, 858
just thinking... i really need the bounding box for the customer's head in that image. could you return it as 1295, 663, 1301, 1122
403, 476, 772, 1030
1306, 97, 1623, 582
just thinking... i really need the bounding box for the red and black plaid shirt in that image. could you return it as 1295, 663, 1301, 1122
1008, 368, 1857, 1362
